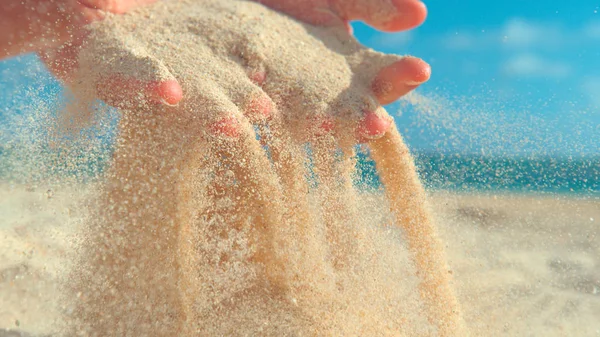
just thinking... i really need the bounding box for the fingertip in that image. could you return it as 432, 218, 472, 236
374, 0, 428, 32
372, 57, 431, 105
210, 117, 240, 138
411, 57, 432, 83
249, 71, 267, 86
356, 111, 392, 142
319, 118, 335, 134
309, 116, 335, 137
150, 80, 183, 105
77, 0, 159, 14
95, 77, 182, 107
245, 94, 273, 120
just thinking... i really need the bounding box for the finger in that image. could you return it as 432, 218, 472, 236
254, 0, 341, 27
249, 70, 267, 86
304, 111, 391, 144
332, 0, 427, 32
311, 116, 335, 137
96, 76, 183, 107
243, 93, 274, 121
147, 80, 183, 105
304, 111, 391, 145
223, 78, 274, 122
214, 51, 274, 122
77, 0, 159, 14
208, 117, 240, 138
184, 85, 246, 139
356, 110, 393, 143
42, 45, 184, 107
372, 56, 431, 105
73, 37, 184, 106
255, 0, 426, 32
232, 41, 268, 86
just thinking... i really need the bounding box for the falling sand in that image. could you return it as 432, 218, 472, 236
57, 0, 465, 336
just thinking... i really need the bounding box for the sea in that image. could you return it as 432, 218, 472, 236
1, 56, 599, 197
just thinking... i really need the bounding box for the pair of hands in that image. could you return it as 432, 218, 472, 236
2, 0, 431, 140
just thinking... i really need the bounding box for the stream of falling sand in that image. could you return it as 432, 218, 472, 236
59, 0, 466, 335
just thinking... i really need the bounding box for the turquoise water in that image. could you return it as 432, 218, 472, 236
356, 151, 599, 196
2, 140, 598, 196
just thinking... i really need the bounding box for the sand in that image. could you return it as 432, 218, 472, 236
1, 0, 597, 332
437, 193, 600, 336
69, 0, 399, 137
36, 0, 465, 335
9, 0, 595, 335
1, 186, 599, 336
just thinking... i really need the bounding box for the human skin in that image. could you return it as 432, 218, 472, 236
0, 0, 430, 139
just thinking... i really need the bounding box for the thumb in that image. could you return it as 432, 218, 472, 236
77, 0, 159, 14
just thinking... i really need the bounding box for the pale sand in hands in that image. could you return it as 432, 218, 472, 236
43, 0, 463, 335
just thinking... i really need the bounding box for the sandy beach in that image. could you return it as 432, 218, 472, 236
432, 192, 600, 336
1, 184, 598, 336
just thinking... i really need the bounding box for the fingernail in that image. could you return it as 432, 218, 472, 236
245, 95, 272, 119
210, 117, 240, 138
249, 71, 267, 86
149, 80, 183, 105
357, 111, 392, 139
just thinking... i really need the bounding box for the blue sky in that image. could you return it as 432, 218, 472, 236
354, 0, 600, 156
2, 0, 599, 157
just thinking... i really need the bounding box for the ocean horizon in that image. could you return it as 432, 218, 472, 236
2, 142, 598, 196
357, 151, 600, 196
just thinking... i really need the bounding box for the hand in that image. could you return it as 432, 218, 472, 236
256, 0, 427, 32
31, 0, 429, 140
0, 0, 183, 104
254, 0, 431, 139
74, 0, 430, 142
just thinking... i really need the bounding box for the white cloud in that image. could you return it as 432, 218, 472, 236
581, 77, 600, 106
438, 18, 568, 51
501, 19, 543, 46
500, 18, 564, 48
583, 21, 600, 39
369, 32, 412, 48
434, 17, 600, 53
503, 54, 570, 78
442, 32, 476, 50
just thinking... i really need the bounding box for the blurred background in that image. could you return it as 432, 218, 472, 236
355, 0, 600, 155
354, 0, 600, 194
1, 0, 599, 194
